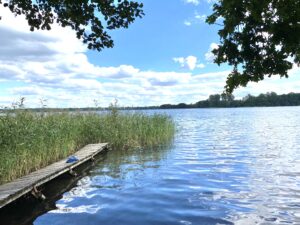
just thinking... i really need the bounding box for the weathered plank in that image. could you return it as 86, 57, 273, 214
0, 143, 108, 209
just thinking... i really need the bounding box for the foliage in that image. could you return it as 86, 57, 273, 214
206, 0, 300, 93
208, 94, 221, 107
0, 109, 175, 184
160, 92, 300, 108
0, 0, 144, 51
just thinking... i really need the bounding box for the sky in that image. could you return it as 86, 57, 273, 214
0, 0, 299, 108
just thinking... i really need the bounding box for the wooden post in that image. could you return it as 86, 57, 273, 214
69, 169, 77, 177
31, 186, 46, 200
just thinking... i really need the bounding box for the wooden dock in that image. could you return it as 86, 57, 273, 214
0, 143, 108, 209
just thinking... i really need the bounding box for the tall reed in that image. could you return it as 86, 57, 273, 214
0, 109, 175, 184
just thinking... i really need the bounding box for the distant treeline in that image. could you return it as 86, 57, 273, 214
1, 92, 300, 112
160, 92, 300, 109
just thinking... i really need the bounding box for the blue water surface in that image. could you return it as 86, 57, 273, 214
34, 107, 300, 225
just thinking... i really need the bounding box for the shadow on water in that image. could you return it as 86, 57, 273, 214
0, 144, 173, 225
0, 149, 110, 225
84, 144, 174, 193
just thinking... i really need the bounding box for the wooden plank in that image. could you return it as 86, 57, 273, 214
0, 143, 108, 209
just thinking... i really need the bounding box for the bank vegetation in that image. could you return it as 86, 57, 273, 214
0, 107, 175, 184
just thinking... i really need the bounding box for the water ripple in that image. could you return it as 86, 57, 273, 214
34, 107, 300, 225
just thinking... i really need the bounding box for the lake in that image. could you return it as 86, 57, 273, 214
9, 107, 300, 224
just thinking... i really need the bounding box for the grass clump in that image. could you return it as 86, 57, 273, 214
0, 109, 175, 184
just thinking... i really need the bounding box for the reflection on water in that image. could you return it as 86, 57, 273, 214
12, 107, 300, 224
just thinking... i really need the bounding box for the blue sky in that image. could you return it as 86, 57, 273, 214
88, 0, 218, 70
0, 0, 299, 108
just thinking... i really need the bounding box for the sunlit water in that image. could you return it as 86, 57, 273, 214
33, 107, 300, 225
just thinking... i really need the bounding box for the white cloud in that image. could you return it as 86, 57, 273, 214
186, 56, 198, 70
0, 7, 299, 107
183, 12, 207, 26
197, 63, 206, 69
173, 56, 205, 70
93, 65, 139, 79
11, 86, 46, 96
183, 0, 216, 5
193, 70, 229, 82
138, 71, 191, 86
184, 21, 192, 26
0, 8, 199, 107
183, 0, 200, 5
195, 13, 207, 22
234, 70, 300, 98
0, 64, 25, 80
205, 42, 219, 62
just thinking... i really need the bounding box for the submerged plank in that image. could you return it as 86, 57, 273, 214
0, 143, 108, 208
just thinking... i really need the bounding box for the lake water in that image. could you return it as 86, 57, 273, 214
18, 107, 300, 224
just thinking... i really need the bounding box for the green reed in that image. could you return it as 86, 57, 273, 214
0, 109, 175, 184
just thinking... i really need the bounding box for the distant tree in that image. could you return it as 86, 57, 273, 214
194, 100, 209, 108
0, 0, 144, 51
177, 103, 189, 108
242, 94, 256, 106
158, 92, 300, 109
206, 0, 300, 93
242, 94, 252, 102
221, 93, 235, 102
208, 94, 221, 107
266, 92, 279, 105
256, 93, 269, 106
160, 104, 173, 109
221, 93, 235, 107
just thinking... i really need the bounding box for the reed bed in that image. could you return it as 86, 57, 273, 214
0, 109, 175, 184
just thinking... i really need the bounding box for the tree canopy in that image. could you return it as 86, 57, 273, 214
159, 92, 300, 109
206, 0, 300, 93
0, 0, 144, 51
